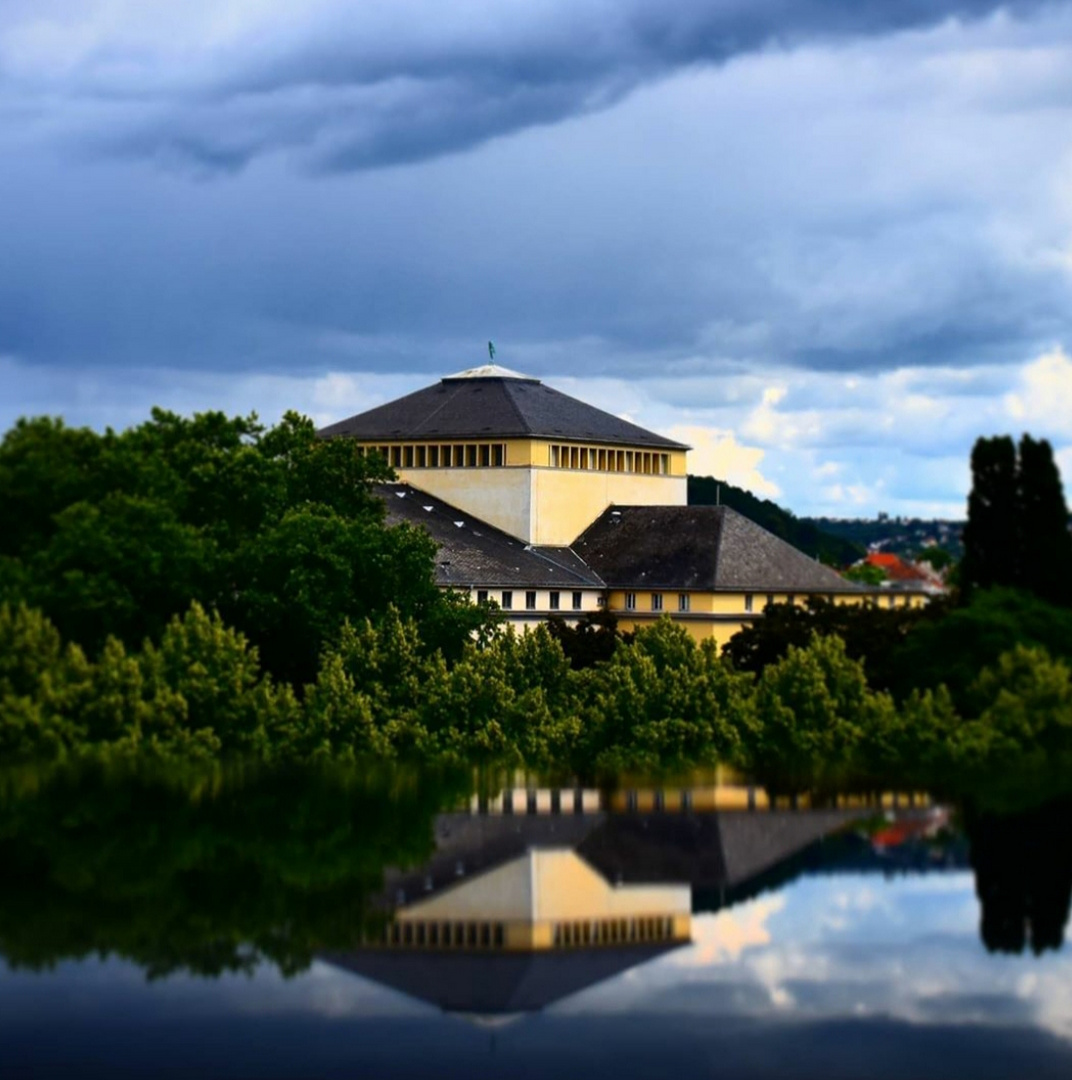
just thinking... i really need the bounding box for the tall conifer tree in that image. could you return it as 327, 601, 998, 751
961, 436, 1019, 597
1017, 435, 1072, 606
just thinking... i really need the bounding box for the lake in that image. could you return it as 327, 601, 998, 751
1, 765, 1070, 1078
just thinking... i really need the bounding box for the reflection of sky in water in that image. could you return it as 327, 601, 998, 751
556, 873, 1072, 1038
4, 872, 1072, 1077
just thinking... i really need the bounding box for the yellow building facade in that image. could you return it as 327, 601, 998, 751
321, 363, 928, 635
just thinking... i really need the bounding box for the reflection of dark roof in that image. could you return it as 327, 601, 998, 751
376, 483, 604, 589
573, 505, 865, 592
578, 810, 860, 897
321, 945, 682, 1015
318, 375, 687, 449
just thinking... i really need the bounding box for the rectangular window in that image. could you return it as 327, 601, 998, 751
744, 594, 753, 613
466, 444, 478, 467
651, 593, 663, 612
549, 591, 560, 610
417, 446, 427, 467
525, 590, 537, 610
428, 445, 439, 467
493, 444, 505, 467
786, 594, 796, 605
626, 451, 634, 472
570, 446, 579, 469
501, 591, 513, 610
678, 594, 690, 612
572, 591, 582, 610
480, 444, 491, 467
454, 444, 465, 467
598, 449, 607, 470
551, 446, 560, 467
379, 445, 389, 461
625, 592, 637, 611
766, 594, 775, 610
477, 589, 488, 604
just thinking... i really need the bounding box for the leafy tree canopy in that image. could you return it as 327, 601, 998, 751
0, 410, 489, 685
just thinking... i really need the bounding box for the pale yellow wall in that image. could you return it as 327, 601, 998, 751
531, 469, 686, 545
398, 463, 685, 544
397, 466, 534, 541
398, 849, 690, 925
466, 588, 604, 616
615, 614, 745, 648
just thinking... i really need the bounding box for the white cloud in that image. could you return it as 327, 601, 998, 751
664, 425, 780, 497
1005, 345, 1072, 438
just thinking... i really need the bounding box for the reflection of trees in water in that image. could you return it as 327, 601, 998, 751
966, 797, 1072, 955
0, 764, 465, 979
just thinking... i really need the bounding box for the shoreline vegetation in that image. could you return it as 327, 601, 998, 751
2, 411, 1072, 797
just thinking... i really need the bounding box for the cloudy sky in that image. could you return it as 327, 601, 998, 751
4, 0, 1072, 516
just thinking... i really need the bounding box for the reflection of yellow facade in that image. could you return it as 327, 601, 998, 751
386, 849, 691, 952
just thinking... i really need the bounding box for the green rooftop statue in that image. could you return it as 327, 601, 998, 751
488, 340, 496, 360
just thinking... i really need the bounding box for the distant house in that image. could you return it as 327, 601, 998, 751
321, 364, 929, 643
864, 552, 946, 595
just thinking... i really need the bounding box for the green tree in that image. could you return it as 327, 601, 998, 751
575, 619, 750, 774
961, 435, 1019, 598
1017, 435, 1072, 606
748, 634, 895, 792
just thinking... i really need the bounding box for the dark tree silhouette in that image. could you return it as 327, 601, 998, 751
1018, 435, 1072, 607
961, 436, 1019, 598
961, 434, 1072, 607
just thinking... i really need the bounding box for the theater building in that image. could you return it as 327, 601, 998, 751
320, 363, 925, 644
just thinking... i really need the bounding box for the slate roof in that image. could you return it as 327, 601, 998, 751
319, 371, 688, 449
573, 505, 867, 593
321, 944, 681, 1015
376, 482, 604, 589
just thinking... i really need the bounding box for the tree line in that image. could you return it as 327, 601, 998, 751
6, 598, 1072, 793
2, 410, 1072, 793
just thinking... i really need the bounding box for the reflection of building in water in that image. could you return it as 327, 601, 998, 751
323, 848, 689, 1015
388, 848, 690, 951
322, 803, 870, 1015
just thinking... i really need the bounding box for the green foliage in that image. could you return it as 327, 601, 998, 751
916, 546, 953, 571
0, 408, 487, 686
883, 588, 1072, 710
545, 611, 628, 669
961, 433, 1072, 606
843, 563, 887, 585
748, 634, 895, 792
722, 596, 929, 691
573, 620, 750, 774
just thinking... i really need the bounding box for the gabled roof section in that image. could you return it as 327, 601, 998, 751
318, 372, 688, 449
573, 505, 866, 593
375, 482, 604, 589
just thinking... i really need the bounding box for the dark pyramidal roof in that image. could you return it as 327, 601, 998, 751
321, 945, 680, 1016
574, 505, 866, 593
319, 365, 687, 450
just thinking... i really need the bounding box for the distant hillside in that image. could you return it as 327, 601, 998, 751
805, 517, 964, 559
687, 476, 864, 566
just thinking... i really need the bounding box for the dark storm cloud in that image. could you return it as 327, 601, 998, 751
12, 0, 1046, 174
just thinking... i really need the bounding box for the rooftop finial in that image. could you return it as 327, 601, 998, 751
488, 340, 496, 360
